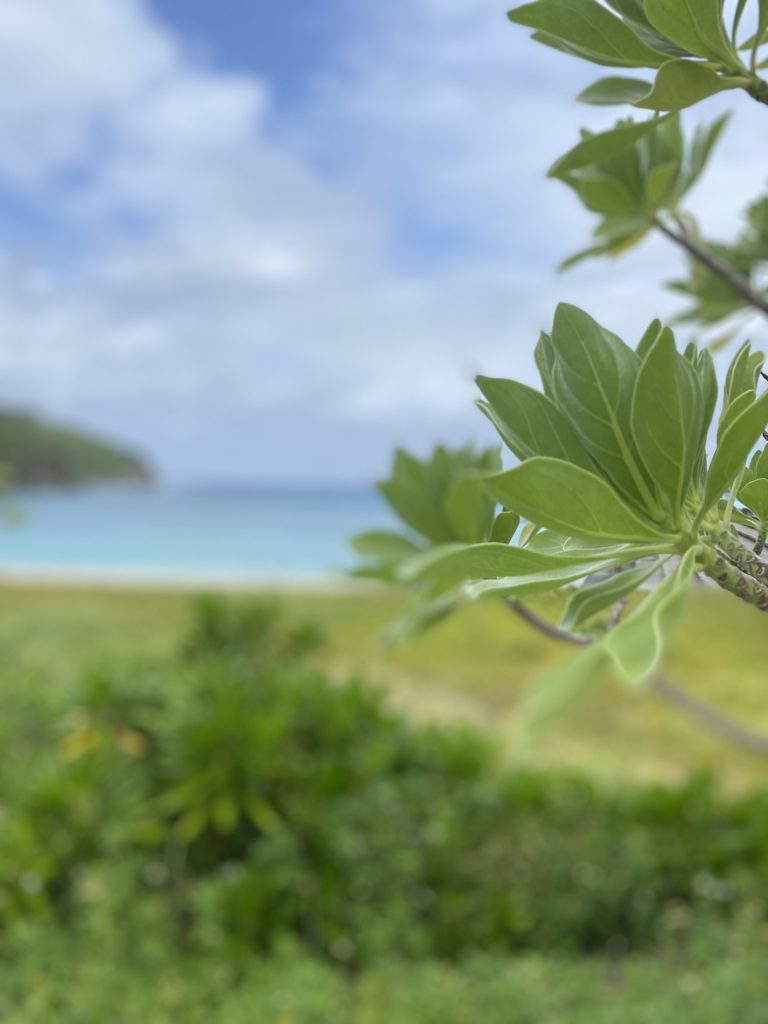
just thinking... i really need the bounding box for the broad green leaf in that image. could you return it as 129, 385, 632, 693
571, 173, 642, 215
378, 450, 452, 543
577, 76, 652, 104
444, 475, 494, 543
644, 0, 735, 62
520, 643, 607, 732
676, 114, 729, 197
534, 331, 557, 400
490, 511, 520, 543
724, 341, 764, 408
559, 221, 651, 269
702, 390, 768, 513
740, 478, 768, 520
643, 159, 679, 208
485, 458, 675, 542
634, 58, 738, 111
508, 0, 668, 66
351, 530, 421, 561
603, 547, 696, 683
631, 326, 700, 519
476, 376, 594, 467
561, 556, 667, 630
384, 589, 469, 645
399, 540, 628, 593
548, 304, 657, 513
548, 116, 670, 178
718, 389, 754, 442
463, 557, 634, 600
751, 446, 768, 478
636, 319, 663, 358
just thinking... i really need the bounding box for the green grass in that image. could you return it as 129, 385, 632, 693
4, 922, 768, 1023
0, 579, 766, 788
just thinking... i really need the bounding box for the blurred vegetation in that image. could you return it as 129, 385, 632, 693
0, 408, 150, 486
0, 586, 766, 1017
1, 581, 767, 788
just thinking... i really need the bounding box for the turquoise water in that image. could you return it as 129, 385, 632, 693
0, 487, 388, 579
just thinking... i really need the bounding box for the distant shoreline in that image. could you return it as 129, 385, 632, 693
0, 565, 380, 593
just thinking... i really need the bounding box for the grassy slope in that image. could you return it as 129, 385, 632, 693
1, 580, 767, 788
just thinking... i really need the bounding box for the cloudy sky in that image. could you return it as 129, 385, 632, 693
0, 0, 765, 485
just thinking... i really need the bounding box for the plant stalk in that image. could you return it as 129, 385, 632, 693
653, 218, 768, 318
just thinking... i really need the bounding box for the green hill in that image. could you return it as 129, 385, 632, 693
0, 409, 151, 486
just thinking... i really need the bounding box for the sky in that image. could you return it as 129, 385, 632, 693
0, 0, 765, 485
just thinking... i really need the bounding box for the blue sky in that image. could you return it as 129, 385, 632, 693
0, 0, 764, 484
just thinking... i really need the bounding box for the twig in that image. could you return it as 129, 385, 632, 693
507, 598, 768, 758
506, 599, 593, 645
653, 217, 768, 318
649, 676, 768, 757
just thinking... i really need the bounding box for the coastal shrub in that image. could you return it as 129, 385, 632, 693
179, 593, 324, 665
3, 916, 768, 1024
1, 599, 768, 964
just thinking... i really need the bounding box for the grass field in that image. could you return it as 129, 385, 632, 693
2, 578, 767, 788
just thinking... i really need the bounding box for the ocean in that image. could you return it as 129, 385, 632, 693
0, 486, 390, 583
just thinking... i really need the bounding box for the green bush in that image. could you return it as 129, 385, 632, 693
1, 597, 768, 966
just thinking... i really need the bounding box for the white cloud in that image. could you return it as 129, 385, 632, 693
0, 0, 763, 483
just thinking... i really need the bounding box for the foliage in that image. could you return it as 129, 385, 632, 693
0, 408, 150, 486
5, 598, 768, 969
355, 5, 768, 728
356, 306, 768, 719
506, 0, 768, 331
4, 919, 768, 1023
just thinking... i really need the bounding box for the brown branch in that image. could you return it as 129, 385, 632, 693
507, 598, 768, 758
653, 217, 768, 318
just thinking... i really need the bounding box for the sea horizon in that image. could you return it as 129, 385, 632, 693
0, 483, 391, 582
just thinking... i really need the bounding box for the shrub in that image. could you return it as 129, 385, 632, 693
1, 597, 768, 965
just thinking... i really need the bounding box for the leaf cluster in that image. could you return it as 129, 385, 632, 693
507, 0, 768, 330
357, 305, 768, 712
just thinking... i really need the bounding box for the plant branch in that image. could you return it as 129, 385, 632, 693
648, 676, 768, 757
507, 598, 768, 758
653, 217, 768, 318
506, 599, 594, 645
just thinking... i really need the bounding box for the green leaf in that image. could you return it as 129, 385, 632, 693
676, 114, 729, 197
378, 450, 452, 543
724, 341, 764, 408
534, 331, 558, 400
702, 390, 768, 513
548, 116, 670, 178
636, 319, 663, 357
548, 303, 657, 512
740, 478, 768, 520
631, 326, 700, 519
571, 173, 642, 215
577, 76, 652, 103
476, 376, 594, 468
634, 58, 739, 111
643, 0, 735, 62
520, 643, 607, 732
485, 458, 676, 543
350, 531, 421, 562
490, 511, 520, 543
399, 541, 629, 594
444, 475, 495, 543
603, 547, 697, 683
463, 556, 638, 600
383, 589, 469, 645
643, 159, 679, 208
508, 0, 668, 67
561, 557, 667, 630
